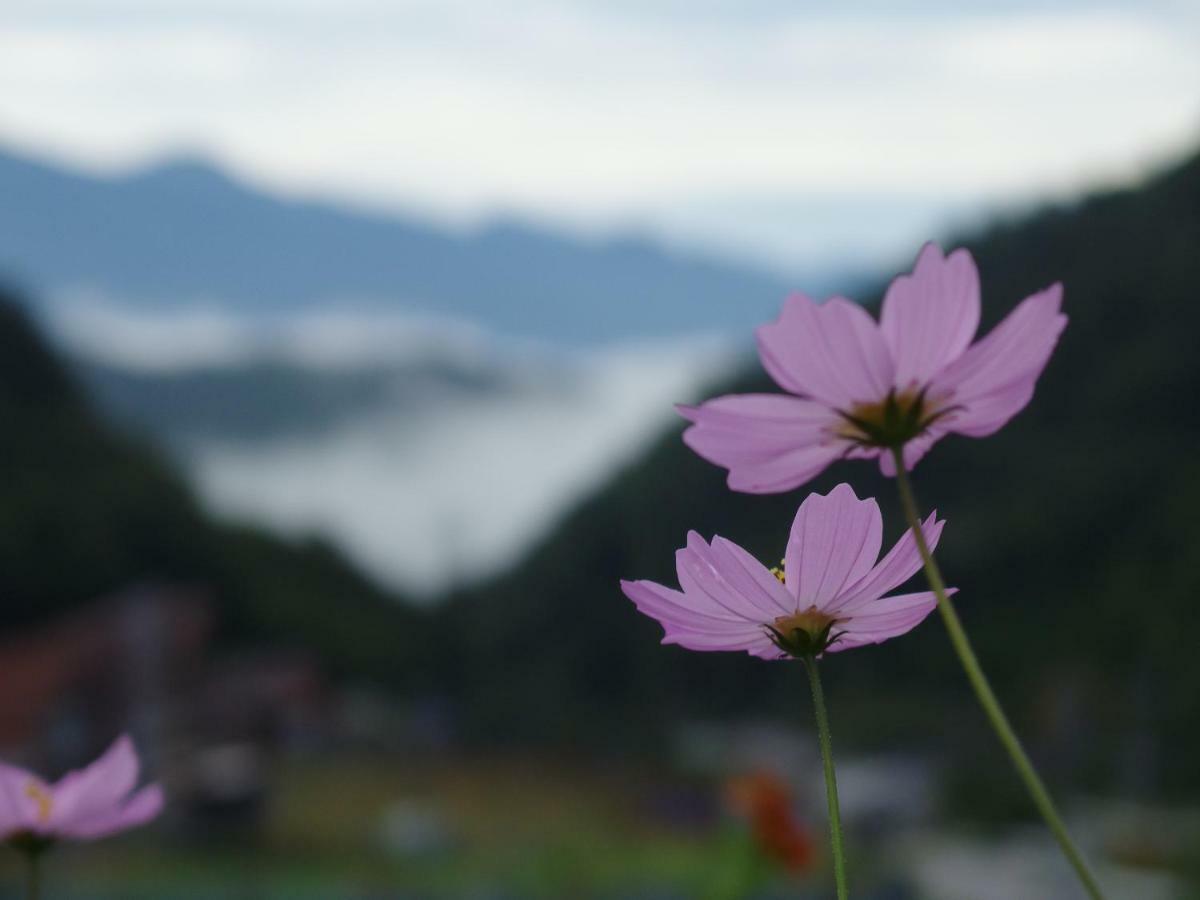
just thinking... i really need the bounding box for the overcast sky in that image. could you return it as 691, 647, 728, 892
3, 0, 1198, 272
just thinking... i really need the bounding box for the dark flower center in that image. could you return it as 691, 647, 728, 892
766, 607, 843, 657
832, 386, 957, 449
7, 830, 55, 857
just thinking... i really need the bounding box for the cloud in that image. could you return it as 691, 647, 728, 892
44, 296, 502, 372
1, 2, 1197, 268
45, 297, 744, 595
182, 332, 741, 597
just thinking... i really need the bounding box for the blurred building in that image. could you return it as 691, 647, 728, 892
0, 582, 330, 831
0, 583, 211, 768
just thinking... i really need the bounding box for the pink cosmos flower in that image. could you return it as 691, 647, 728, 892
0, 735, 164, 846
679, 243, 1067, 492
620, 483, 952, 658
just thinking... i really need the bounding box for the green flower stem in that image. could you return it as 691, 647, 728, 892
802, 653, 849, 900
890, 446, 1105, 900
25, 849, 41, 900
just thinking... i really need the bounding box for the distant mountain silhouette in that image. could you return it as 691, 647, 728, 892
0, 147, 797, 344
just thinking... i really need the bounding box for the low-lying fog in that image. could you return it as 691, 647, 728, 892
49, 301, 743, 600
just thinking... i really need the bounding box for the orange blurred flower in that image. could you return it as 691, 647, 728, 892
725, 772, 814, 873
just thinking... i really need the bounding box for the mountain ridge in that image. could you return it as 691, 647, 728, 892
0, 145, 796, 345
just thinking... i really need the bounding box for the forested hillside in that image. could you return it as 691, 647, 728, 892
0, 292, 436, 686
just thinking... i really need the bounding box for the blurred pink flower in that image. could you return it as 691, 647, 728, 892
0, 735, 163, 845
679, 243, 1066, 492
620, 483, 951, 658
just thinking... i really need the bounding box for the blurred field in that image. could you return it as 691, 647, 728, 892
0, 755, 808, 899
1, 753, 1194, 898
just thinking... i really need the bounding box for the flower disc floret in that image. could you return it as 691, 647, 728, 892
767, 608, 842, 657
833, 387, 960, 450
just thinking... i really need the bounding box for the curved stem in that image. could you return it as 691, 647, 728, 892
802, 654, 849, 900
890, 446, 1105, 900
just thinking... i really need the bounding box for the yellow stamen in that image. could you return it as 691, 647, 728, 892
24, 781, 52, 824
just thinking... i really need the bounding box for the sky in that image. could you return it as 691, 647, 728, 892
2, 1, 1198, 272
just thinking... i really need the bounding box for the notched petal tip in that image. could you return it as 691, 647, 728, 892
826, 481, 862, 501
1031, 281, 1067, 325
762, 290, 820, 323
109, 734, 136, 760
912, 242, 979, 275
915, 240, 945, 263
756, 291, 894, 408
124, 783, 165, 822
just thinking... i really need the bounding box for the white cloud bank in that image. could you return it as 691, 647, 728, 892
45, 295, 503, 373
182, 334, 740, 598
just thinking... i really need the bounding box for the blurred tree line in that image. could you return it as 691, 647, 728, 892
0, 294, 439, 690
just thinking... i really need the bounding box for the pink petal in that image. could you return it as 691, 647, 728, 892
784, 483, 883, 611
844, 589, 946, 632
663, 626, 776, 654
677, 533, 791, 621
942, 375, 1038, 438
725, 444, 845, 494
0, 764, 39, 837
621, 531, 794, 658
50, 735, 139, 830
707, 537, 794, 617
621, 578, 747, 630
825, 589, 944, 652
828, 512, 944, 613
756, 294, 895, 409
748, 642, 789, 661
933, 283, 1066, 437
629, 583, 774, 648
877, 430, 940, 476
58, 784, 164, 840
678, 394, 845, 494
620, 577, 771, 654
881, 244, 981, 389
